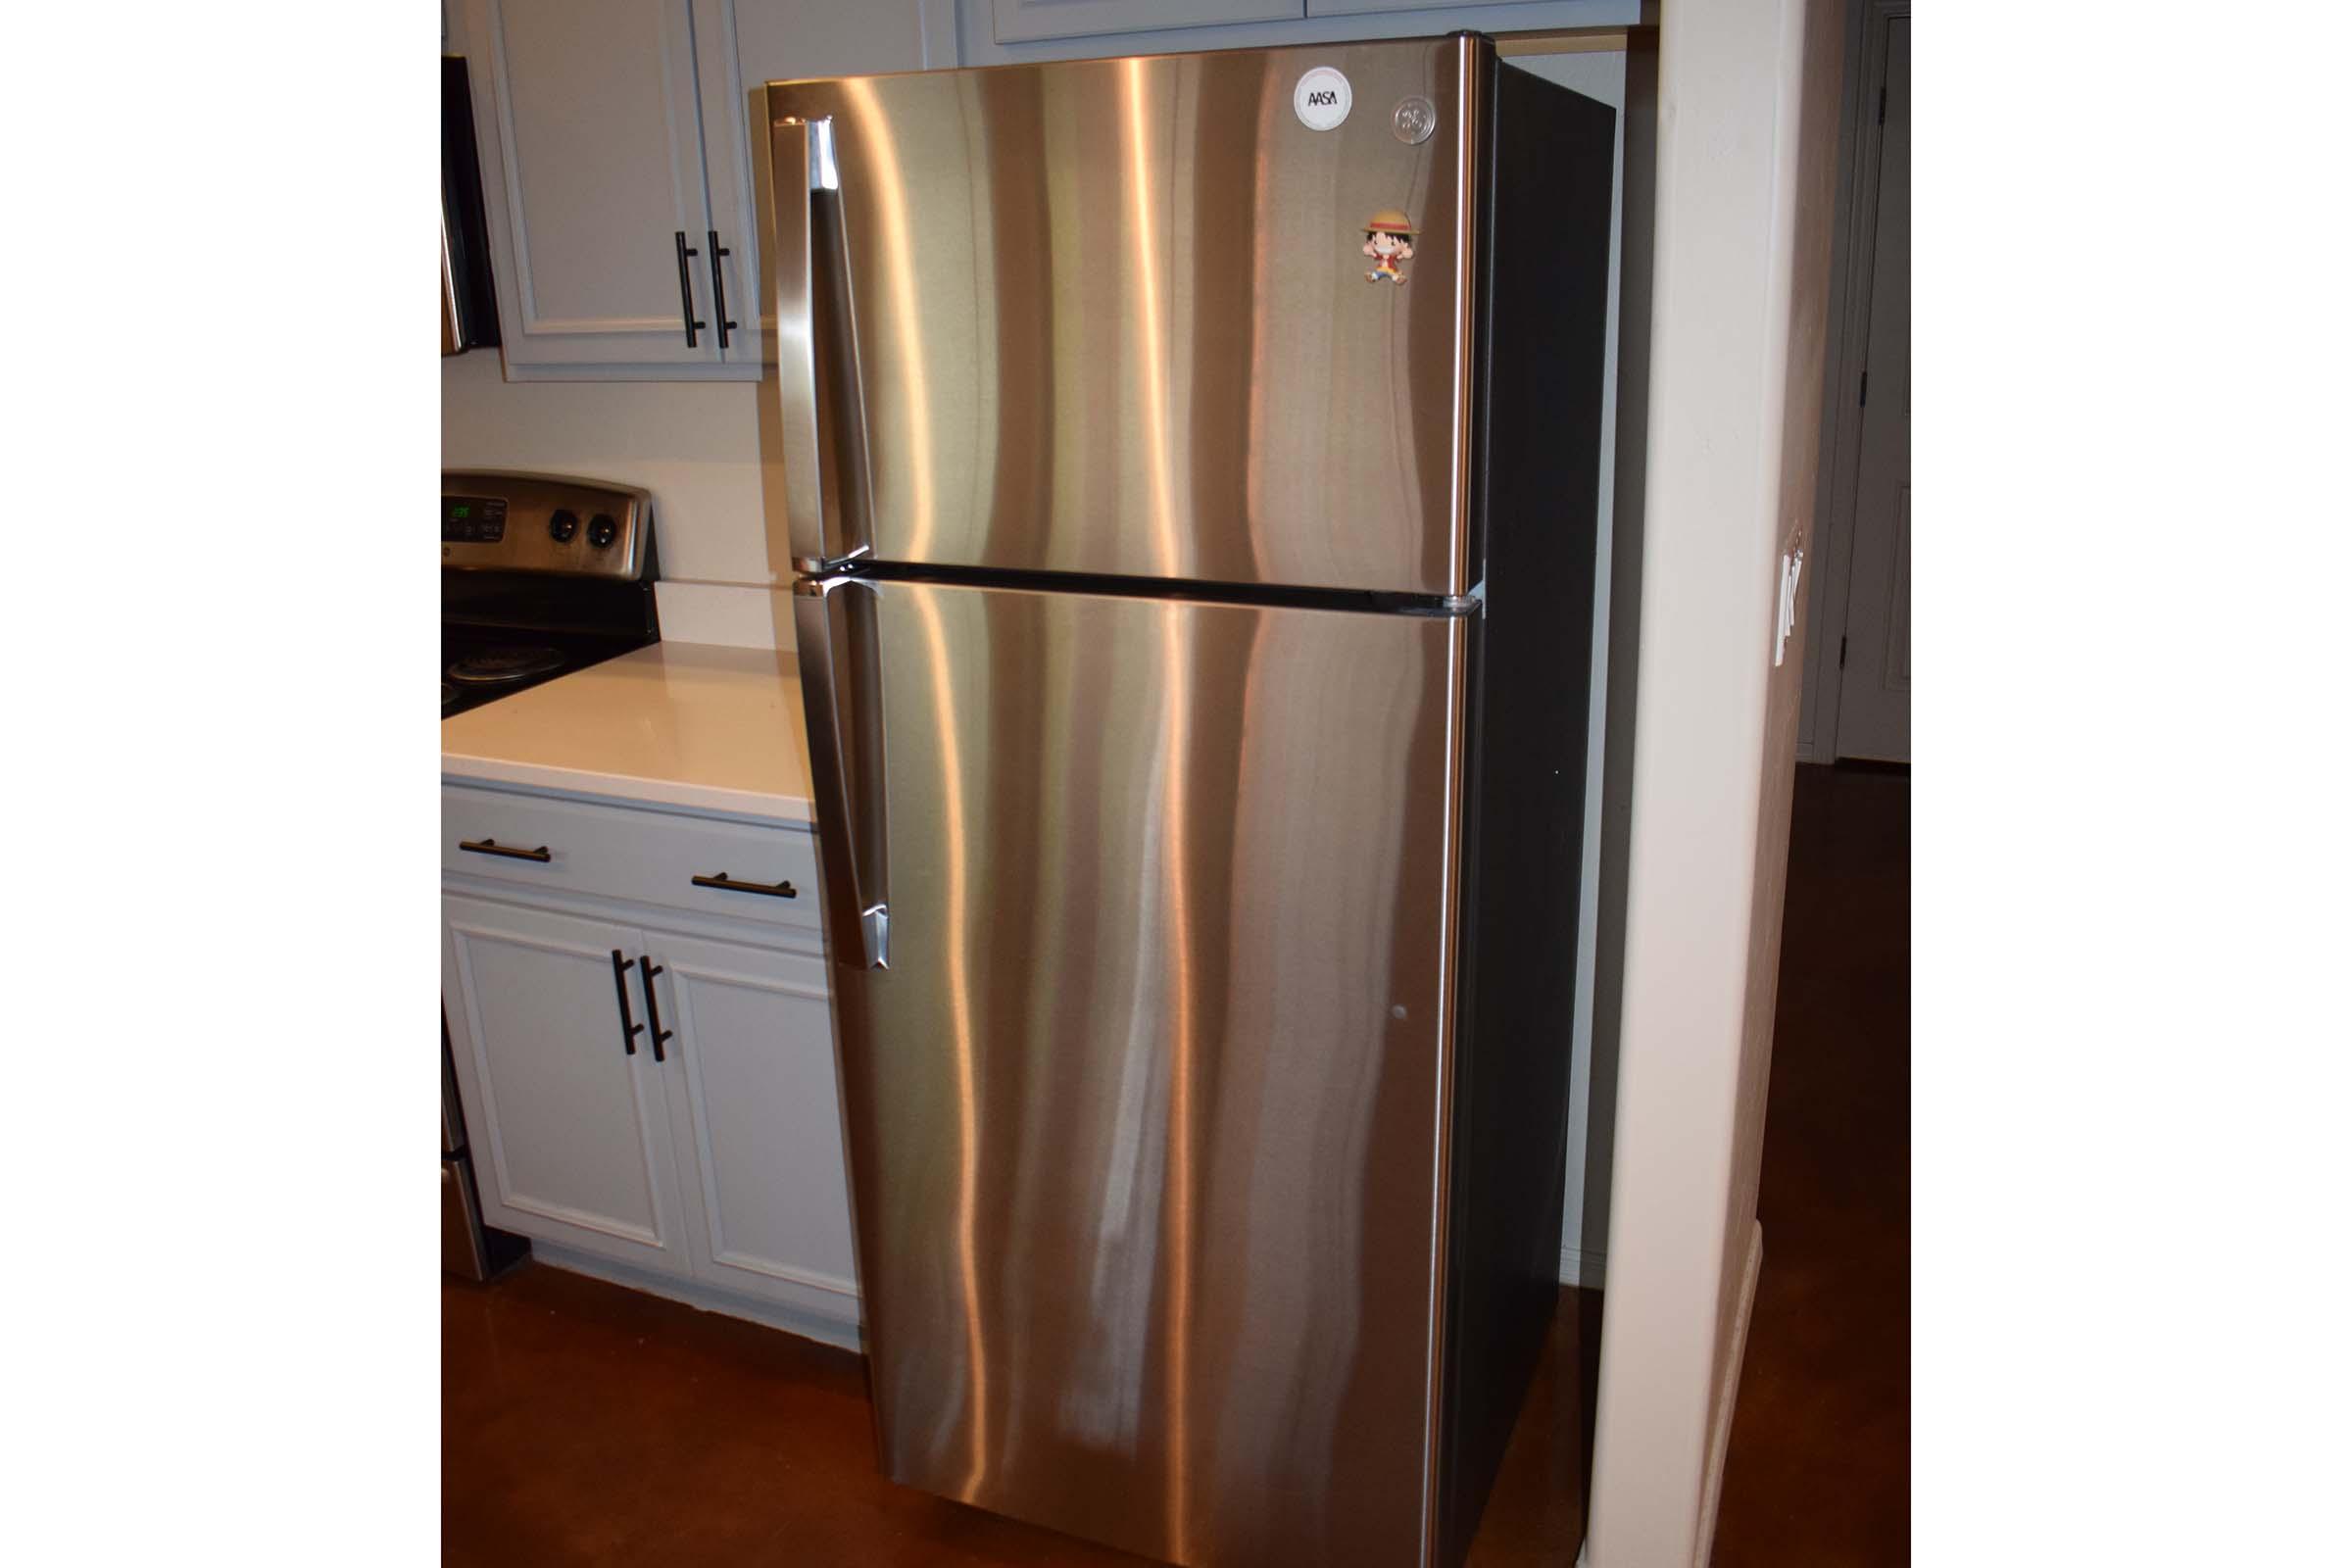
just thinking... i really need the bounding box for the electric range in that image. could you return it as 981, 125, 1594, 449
440, 470, 660, 718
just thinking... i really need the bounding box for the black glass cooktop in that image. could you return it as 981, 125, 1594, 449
441, 567, 659, 719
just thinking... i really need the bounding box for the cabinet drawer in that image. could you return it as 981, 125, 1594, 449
443, 785, 820, 942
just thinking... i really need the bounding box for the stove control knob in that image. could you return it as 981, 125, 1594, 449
548, 510, 579, 544
587, 514, 619, 550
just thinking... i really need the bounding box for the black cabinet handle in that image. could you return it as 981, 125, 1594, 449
707, 230, 737, 349
673, 231, 705, 347
692, 872, 798, 900
610, 949, 644, 1056
636, 956, 673, 1062
460, 838, 551, 863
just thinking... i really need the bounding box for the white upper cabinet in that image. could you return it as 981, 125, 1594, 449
1306, 0, 1557, 14
992, 0, 1300, 45
723, 1, 950, 366
461, 0, 761, 379
730, 0, 950, 80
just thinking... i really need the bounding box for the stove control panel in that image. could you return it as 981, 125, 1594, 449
442, 496, 508, 544
440, 471, 654, 579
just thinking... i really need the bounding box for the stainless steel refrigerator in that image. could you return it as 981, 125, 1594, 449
768, 32, 1615, 1568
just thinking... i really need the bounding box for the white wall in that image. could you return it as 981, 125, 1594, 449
1582, 0, 1844, 1562
440, 350, 775, 589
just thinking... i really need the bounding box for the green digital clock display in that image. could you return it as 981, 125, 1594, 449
442, 495, 508, 544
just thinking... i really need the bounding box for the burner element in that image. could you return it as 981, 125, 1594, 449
449, 646, 565, 686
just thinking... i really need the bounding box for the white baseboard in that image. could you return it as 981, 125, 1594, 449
652, 580, 793, 650
1693, 1219, 1764, 1566
1559, 1246, 1608, 1290
530, 1241, 864, 1354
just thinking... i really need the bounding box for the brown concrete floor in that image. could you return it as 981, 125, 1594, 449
445, 762, 1907, 1564
1710, 762, 1910, 1565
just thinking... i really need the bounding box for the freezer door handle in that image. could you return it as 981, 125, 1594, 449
794, 575, 889, 969
770, 112, 870, 572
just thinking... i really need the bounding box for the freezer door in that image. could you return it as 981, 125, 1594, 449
797, 574, 1470, 1566
766, 35, 1483, 596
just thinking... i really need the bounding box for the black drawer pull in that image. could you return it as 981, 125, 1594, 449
460, 838, 551, 863
692, 872, 798, 900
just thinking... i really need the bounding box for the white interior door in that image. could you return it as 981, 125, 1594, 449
1835, 17, 1911, 761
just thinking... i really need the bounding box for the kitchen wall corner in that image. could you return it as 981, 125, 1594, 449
441, 351, 787, 633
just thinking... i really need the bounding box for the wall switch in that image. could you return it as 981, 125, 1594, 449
1775, 548, 1804, 668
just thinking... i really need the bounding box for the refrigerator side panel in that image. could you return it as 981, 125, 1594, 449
1435, 60, 1618, 1568
766, 35, 1480, 596
809, 576, 1469, 1567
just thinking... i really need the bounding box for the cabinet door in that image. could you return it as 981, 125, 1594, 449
685, 0, 761, 369
992, 0, 1299, 44
464, 0, 728, 374
1306, 0, 1551, 11
645, 931, 859, 1324
714, 0, 951, 368
442, 897, 692, 1273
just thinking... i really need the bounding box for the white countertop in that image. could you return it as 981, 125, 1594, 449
441, 643, 815, 825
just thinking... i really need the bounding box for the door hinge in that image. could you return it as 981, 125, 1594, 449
1838, 634, 1848, 669
1878, 84, 1887, 124
1859, 369, 1870, 408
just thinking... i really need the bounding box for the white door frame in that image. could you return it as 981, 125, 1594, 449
1796, 0, 1910, 763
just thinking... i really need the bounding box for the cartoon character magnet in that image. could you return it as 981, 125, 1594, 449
1362, 210, 1417, 285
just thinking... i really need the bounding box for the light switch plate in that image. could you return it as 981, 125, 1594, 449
1775, 546, 1805, 668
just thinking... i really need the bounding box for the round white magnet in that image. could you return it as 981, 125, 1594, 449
1294, 68, 1352, 132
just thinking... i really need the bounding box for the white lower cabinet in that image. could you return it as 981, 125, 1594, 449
648, 931, 859, 1321
442, 897, 696, 1274
441, 789, 858, 1337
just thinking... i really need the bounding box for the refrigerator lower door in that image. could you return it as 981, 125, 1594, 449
801, 575, 1471, 1566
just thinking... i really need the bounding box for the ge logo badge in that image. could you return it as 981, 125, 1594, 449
1394, 96, 1437, 145
1294, 68, 1352, 131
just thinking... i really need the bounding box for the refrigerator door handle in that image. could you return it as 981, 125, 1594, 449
794, 574, 889, 969
771, 113, 870, 572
